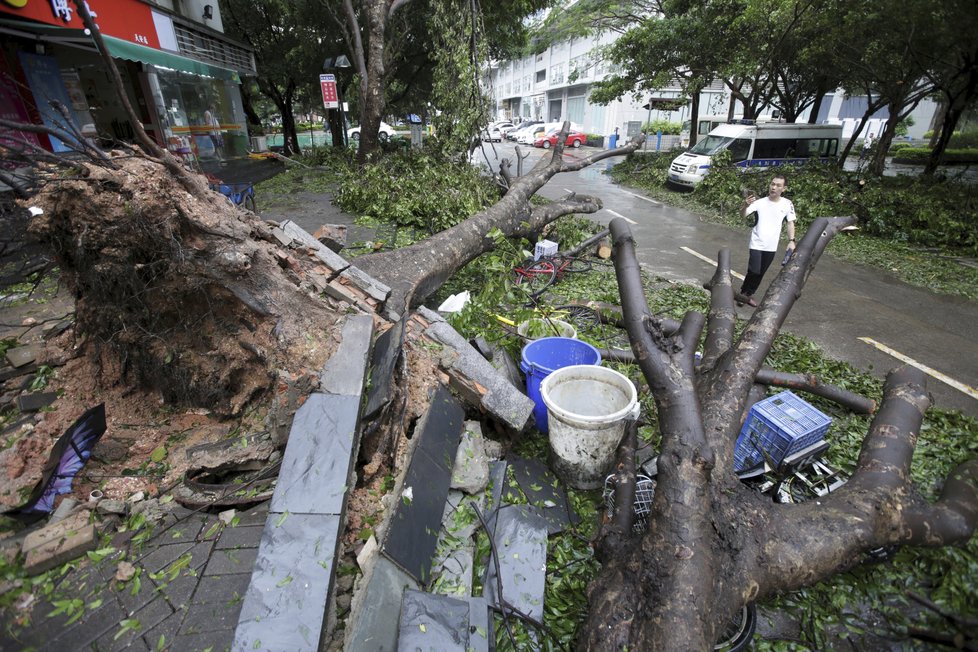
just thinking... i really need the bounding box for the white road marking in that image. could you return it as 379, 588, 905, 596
858, 337, 978, 401
681, 246, 745, 280
605, 209, 637, 225
621, 189, 661, 205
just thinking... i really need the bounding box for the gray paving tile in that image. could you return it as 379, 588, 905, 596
397, 589, 470, 651
179, 599, 244, 634
484, 505, 549, 624
42, 600, 125, 651
232, 513, 341, 652
233, 504, 270, 527
318, 314, 373, 396
203, 547, 258, 576
91, 596, 172, 652
137, 542, 195, 574
190, 574, 251, 606
150, 515, 206, 544
214, 524, 263, 550
155, 572, 198, 609
345, 555, 418, 652
269, 393, 359, 515
172, 629, 235, 652
415, 385, 466, 472
141, 609, 184, 650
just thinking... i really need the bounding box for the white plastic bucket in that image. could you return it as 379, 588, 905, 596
517, 318, 576, 340
541, 365, 639, 489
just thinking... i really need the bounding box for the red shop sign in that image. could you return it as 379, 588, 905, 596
0, 0, 160, 49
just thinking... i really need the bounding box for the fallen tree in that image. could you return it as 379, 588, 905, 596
580, 217, 978, 650
5, 9, 976, 645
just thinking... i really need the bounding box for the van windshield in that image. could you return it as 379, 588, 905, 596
689, 135, 733, 155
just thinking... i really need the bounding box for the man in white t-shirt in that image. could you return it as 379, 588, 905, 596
738, 173, 796, 306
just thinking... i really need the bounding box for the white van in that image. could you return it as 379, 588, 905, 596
667, 121, 842, 188
679, 114, 728, 148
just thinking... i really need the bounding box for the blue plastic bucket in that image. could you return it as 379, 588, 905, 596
520, 337, 601, 433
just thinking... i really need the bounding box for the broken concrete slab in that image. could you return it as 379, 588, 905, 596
279, 219, 350, 273
340, 266, 391, 304
450, 422, 489, 494
5, 345, 40, 368
508, 456, 579, 535
345, 555, 418, 652
23, 512, 97, 576
416, 307, 534, 432
318, 314, 373, 396
483, 505, 549, 624
382, 386, 464, 583
232, 512, 341, 652
363, 316, 405, 420
396, 589, 470, 651
15, 391, 57, 412
270, 393, 360, 516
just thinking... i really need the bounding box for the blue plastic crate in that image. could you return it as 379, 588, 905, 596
734, 391, 831, 472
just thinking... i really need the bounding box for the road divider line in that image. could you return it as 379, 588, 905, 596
605, 209, 636, 225
681, 247, 745, 280
621, 189, 661, 205
858, 337, 978, 401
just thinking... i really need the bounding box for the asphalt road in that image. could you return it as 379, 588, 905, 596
475, 140, 978, 419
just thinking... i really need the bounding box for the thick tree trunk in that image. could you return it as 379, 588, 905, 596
355, 125, 645, 314
579, 217, 978, 650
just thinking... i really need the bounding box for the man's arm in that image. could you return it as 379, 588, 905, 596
741, 193, 756, 218
786, 217, 796, 250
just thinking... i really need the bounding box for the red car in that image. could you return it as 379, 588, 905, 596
534, 129, 587, 149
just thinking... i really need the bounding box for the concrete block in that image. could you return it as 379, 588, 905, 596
279, 219, 350, 273
232, 512, 341, 652
318, 314, 373, 396
450, 423, 489, 494
340, 265, 391, 304
5, 345, 40, 368
15, 391, 57, 412
416, 307, 534, 432
345, 556, 418, 652
270, 393, 360, 516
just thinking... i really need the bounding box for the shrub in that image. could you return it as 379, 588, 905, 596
335, 149, 498, 233
892, 148, 978, 164
642, 120, 681, 135
585, 134, 605, 147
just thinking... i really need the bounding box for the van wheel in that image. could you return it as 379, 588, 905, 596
351, 132, 360, 141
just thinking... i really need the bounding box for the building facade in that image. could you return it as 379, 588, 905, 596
488, 32, 936, 143
0, 0, 255, 163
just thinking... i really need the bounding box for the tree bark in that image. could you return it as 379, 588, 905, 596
579, 217, 978, 650
355, 124, 645, 315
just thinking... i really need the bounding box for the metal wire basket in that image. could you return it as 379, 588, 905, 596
602, 473, 656, 533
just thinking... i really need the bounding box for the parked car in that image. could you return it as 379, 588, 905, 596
347, 121, 397, 142
482, 125, 503, 142
507, 120, 543, 141
517, 124, 550, 144
534, 128, 587, 149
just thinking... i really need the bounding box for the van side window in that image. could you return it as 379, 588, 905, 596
728, 138, 751, 162
754, 138, 797, 159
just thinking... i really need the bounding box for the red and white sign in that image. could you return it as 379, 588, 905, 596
0, 0, 160, 49
320, 74, 338, 109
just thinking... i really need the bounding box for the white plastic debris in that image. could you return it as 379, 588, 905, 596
28, 206, 44, 216
436, 291, 470, 314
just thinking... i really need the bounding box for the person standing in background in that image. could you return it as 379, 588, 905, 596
738, 173, 796, 307
204, 104, 224, 163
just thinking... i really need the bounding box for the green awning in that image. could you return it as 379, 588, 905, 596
0, 17, 238, 82
104, 36, 239, 83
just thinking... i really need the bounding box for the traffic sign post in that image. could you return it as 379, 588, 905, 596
320, 74, 339, 109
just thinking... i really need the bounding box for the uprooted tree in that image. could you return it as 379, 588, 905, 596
4, 5, 977, 647
580, 217, 978, 650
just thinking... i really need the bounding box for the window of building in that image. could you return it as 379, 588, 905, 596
551, 64, 564, 85
567, 96, 585, 124
536, 70, 546, 83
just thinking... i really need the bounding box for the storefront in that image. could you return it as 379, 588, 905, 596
0, 0, 254, 161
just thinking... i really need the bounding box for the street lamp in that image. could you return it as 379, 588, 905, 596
323, 55, 352, 147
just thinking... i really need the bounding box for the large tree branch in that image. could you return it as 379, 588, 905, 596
702, 217, 857, 461
699, 248, 736, 371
